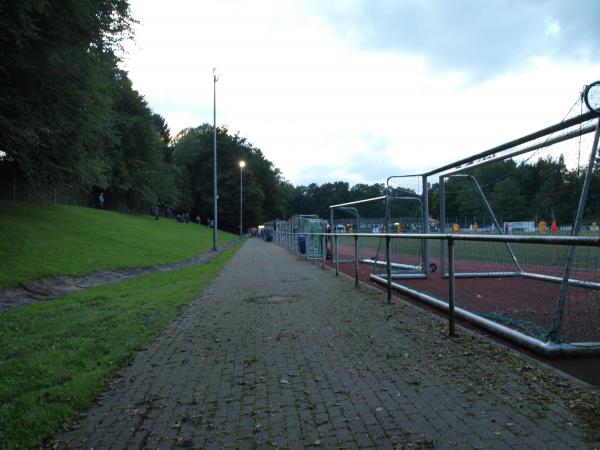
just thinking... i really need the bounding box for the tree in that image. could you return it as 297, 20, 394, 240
491, 178, 527, 221
0, 0, 134, 191
106, 72, 177, 209
152, 113, 174, 162
172, 125, 291, 231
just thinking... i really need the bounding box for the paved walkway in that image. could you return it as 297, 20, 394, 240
60, 239, 599, 449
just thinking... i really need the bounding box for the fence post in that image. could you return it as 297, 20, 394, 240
305, 233, 309, 261
335, 234, 339, 276
386, 235, 392, 304
322, 234, 326, 270
439, 176, 446, 275
448, 237, 456, 337
354, 235, 359, 287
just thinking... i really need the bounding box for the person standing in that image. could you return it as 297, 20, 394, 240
98, 192, 104, 209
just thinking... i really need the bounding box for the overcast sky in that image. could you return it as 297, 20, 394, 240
120, 0, 600, 186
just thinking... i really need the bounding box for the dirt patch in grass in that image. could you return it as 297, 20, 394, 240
0, 240, 239, 312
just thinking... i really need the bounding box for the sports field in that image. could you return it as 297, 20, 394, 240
332, 233, 600, 269
328, 234, 600, 344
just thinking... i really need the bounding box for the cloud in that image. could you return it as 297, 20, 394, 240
120, 0, 600, 187
315, 0, 600, 81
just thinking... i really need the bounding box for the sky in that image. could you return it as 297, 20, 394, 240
120, 0, 600, 186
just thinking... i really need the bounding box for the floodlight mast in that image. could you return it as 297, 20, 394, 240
239, 161, 245, 239
212, 68, 219, 251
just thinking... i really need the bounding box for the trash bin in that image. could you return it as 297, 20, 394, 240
298, 235, 306, 254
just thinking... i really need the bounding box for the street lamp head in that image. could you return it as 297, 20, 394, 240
239, 161, 246, 168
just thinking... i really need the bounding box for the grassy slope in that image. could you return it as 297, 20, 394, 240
0, 200, 236, 288
0, 245, 239, 449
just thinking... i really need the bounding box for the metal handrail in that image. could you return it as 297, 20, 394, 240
279, 231, 600, 246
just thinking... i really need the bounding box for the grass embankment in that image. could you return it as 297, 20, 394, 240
0, 245, 238, 449
0, 200, 236, 288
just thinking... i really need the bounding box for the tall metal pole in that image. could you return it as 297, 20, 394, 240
439, 176, 446, 275
354, 235, 359, 287
386, 235, 392, 304
422, 175, 430, 275
212, 68, 219, 251
448, 237, 456, 337
239, 161, 245, 239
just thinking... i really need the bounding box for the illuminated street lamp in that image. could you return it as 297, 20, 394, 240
212, 68, 219, 251
239, 161, 246, 239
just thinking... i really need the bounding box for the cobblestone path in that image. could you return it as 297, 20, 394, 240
60, 239, 599, 449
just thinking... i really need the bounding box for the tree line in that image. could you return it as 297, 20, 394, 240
292, 157, 600, 226
436, 157, 600, 226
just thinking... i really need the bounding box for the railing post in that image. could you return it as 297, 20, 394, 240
448, 237, 456, 337
335, 234, 339, 276
422, 174, 430, 275
386, 235, 392, 304
439, 176, 446, 275
354, 235, 359, 287
305, 233, 309, 261
322, 234, 326, 270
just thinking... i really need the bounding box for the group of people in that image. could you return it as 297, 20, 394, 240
176, 212, 190, 223
176, 212, 202, 224
97, 193, 202, 226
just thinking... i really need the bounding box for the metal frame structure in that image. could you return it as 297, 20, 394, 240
380, 95, 600, 342
435, 111, 600, 344
274, 230, 600, 355
329, 195, 431, 275
329, 196, 387, 265
283, 214, 328, 260
385, 175, 430, 275
438, 173, 522, 278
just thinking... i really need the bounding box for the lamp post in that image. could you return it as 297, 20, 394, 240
212, 68, 219, 251
239, 161, 245, 239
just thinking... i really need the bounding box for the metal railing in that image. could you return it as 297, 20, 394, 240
274, 230, 600, 356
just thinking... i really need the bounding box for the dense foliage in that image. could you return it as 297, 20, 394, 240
432, 157, 600, 225
292, 157, 600, 225
1, 1, 136, 190
0, 0, 292, 229
172, 125, 293, 230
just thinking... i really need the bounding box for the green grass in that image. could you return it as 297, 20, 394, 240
0, 200, 236, 288
0, 244, 238, 449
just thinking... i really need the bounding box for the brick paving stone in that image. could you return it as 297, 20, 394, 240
58, 239, 599, 449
